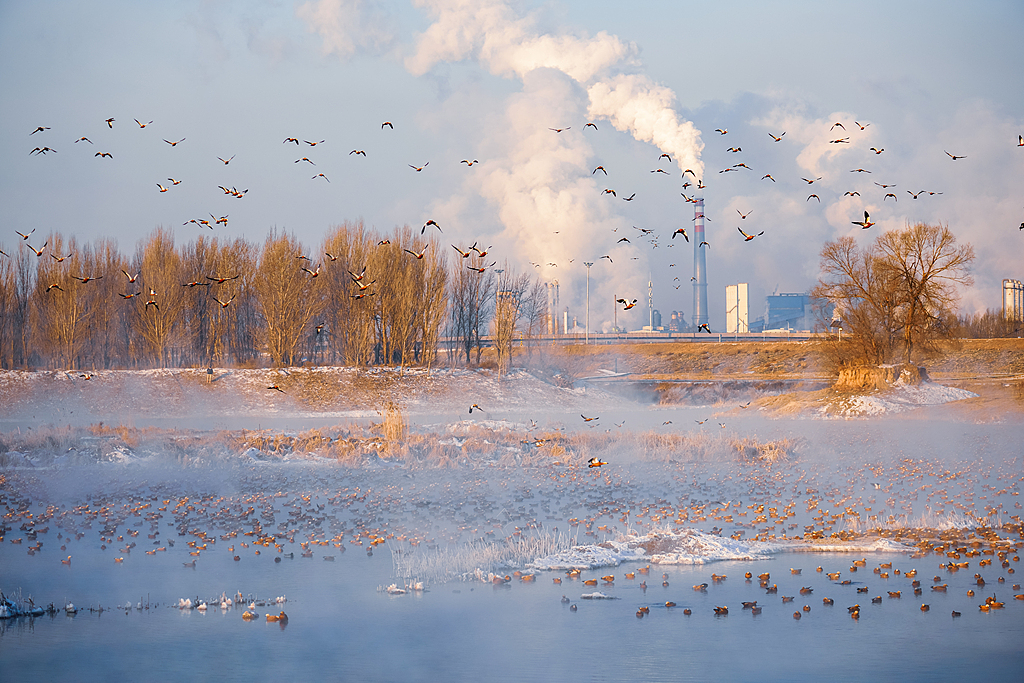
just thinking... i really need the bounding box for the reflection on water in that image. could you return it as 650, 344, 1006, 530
1, 415, 1022, 682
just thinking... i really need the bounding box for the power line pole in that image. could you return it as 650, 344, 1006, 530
584, 262, 594, 344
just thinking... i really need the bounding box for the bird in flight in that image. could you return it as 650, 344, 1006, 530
349, 267, 368, 281
944, 151, 966, 160
768, 132, 785, 142
737, 209, 752, 219
549, 127, 570, 133
213, 295, 236, 308
698, 323, 711, 333
381, 121, 394, 129
870, 147, 884, 154
587, 457, 607, 468
305, 140, 324, 146
452, 245, 472, 259
351, 292, 375, 299
602, 189, 616, 197
28, 242, 47, 257
422, 219, 441, 234
409, 163, 429, 172
616, 237, 630, 243
469, 404, 485, 413
168, 178, 182, 185
207, 274, 240, 284
46, 283, 64, 293
617, 298, 638, 310
830, 122, 846, 131
699, 241, 710, 249
600, 255, 613, 263
850, 168, 871, 173
284, 138, 299, 144
851, 211, 875, 229
593, 166, 607, 175
122, 270, 140, 283
156, 183, 168, 193
164, 138, 185, 146
30, 147, 56, 155
738, 227, 764, 241
218, 155, 235, 165
404, 245, 429, 259
268, 385, 285, 393
105, 118, 115, 128
714, 128, 727, 135
584, 123, 598, 130
74, 137, 92, 144
467, 262, 496, 273
312, 173, 330, 182
651, 168, 670, 174
843, 191, 861, 197
874, 182, 896, 188
761, 174, 775, 182
302, 264, 321, 278
72, 275, 102, 284
802, 177, 822, 184
726, 147, 741, 153
659, 153, 671, 162
16, 229, 34, 240
30, 126, 50, 135
855, 121, 870, 130
884, 193, 897, 202
672, 227, 689, 242
461, 159, 480, 166
325, 252, 339, 262
581, 414, 599, 422
296, 157, 315, 165
349, 150, 366, 156
907, 190, 925, 199
95, 152, 112, 158
181, 280, 209, 288
807, 194, 820, 202
830, 137, 850, 144
1018, 135, 1023, 147
621, 193, 636, 201
50, 252, 71, 262
134, 119, 153, 128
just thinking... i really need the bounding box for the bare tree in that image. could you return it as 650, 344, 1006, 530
493, 264, 531, 377
33, 234, 95, 368
254, 230, 321, 366
813, 223, 973, 366
448, 255, 495, 366
134, 227, 187, 368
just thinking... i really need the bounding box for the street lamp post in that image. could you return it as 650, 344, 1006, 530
583, 262, 594, 344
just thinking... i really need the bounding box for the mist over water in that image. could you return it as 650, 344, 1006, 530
2, 398, 1022, 681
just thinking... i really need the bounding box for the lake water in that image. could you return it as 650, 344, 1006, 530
2, 412, 1022, 682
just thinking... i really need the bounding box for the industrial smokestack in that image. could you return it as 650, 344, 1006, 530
692, 197, 708, 328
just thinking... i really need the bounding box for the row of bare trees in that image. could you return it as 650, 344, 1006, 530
0, 222, 546, 371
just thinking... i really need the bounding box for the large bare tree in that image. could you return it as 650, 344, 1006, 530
814, 223, 973, 366
254, 230, 321, 366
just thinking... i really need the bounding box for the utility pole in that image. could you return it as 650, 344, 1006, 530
584, 262, 594, 344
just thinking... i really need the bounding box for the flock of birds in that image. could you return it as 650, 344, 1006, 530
15, 118, 1024, 324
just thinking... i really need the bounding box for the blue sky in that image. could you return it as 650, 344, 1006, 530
2, 0, 1022, 331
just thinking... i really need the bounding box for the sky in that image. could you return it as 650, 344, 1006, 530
1, 0, 1022, 332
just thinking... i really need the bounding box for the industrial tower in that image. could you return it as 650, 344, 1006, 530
692, 197, 708, 328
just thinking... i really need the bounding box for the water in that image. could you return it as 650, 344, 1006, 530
2, 414, 1022, 681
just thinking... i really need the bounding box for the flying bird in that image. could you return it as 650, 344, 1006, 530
602, 189, 616, 196
28, 241, 47, 257
584, 123, 598, 130
350, 150, 366, 156
461, 159, 480, 166
94, 152, 112, 158
50, 252, 71, 262
409, 163, 429, 172
74, 137, 92, 144
830, 137, 850, 144
72, 275, 102, 284
600, 255, 613, 263
714, 128, 727, 135
699, 241, 710, 249
296, 157, 315, 165
870, 147, 884, 154
581, 414, 599, 422
617, 298, 638, 310
659, 153, 671, 161
168, 178, 182, 185
884, 193, 897, 202
855, 121, 870, 130
802, 177, 822, 184
672, 228, 689, 242
768, 132, 785, 142
164, 138, 185, 146
874, 182, 896, 188
807, 194, 820, 202
726, 147, 741, 153
907, 190, 925, 199
312, 173, 330, 182
304, 140, 325, 146
843, 191, 861, 197
381, 121, 393, 129
761, 174, 775, 182
698, 323, 711, 333
404, 245, 429, 259
16, 229, 34, 240
587, 457, 607, 468
302, 264, 321, 278
850, 168, 871, 173
207, 274, 240, 284
122, 270, 140, 283
617, 237, 630, 243
30, 126, 50, 135
284, 138, 299, 144
422, 219, 441, 234
105, 118, 115, 128
469, 404, 485, 413
213, 295, 236, 308
622, 193, 636, 201
46, 283, 64, 293
944, 151, 966, 160
134, 119, 153, 128
268, 385, 285, 393
467, 262, 496, 273
830, 122, 846, 131
851, 211, 875, 229
218, 155, 235, 164
593, 166, 607, 175
156, 183, 168, 192
737, 209, 752, 219
548, 127, 570, 133
738, 227, 764, 241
